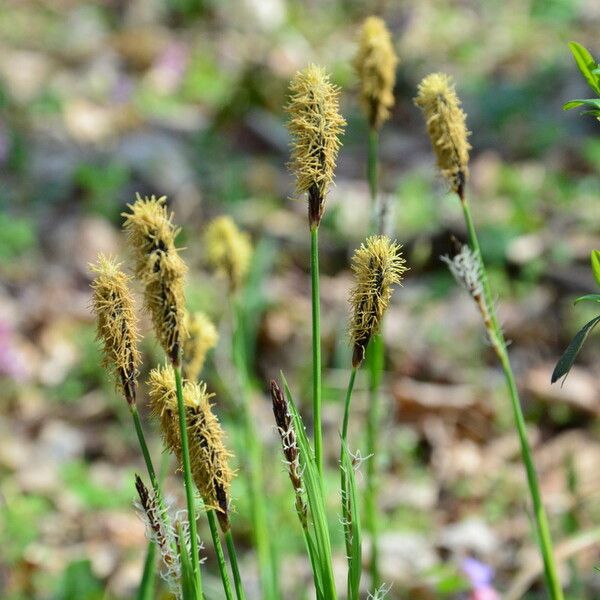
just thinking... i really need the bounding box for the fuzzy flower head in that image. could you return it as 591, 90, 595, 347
148, 366, 234, 531
90, 254, 140, 404
354, 16, 398, 130
122, 194, 187, 365
183, 311, 218, 382
204, 216, 252, 292
286, 64, 346, 227
414, 73, 471, 195
349, 236, 406, 367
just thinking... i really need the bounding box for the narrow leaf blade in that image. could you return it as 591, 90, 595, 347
551, 315, 600, 383
591, 250, 600, 288
568, 41, 600, 95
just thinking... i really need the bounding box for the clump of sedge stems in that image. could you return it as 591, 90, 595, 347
88, 19, 569, 600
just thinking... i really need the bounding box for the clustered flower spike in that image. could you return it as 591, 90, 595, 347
414, 73, 471, 196
134, 475, 181, 591
354, 16, 398, 130
270, 380, 307, 529
349, 235, 407, 368
441, 244, 482, 299
122, 194, 188, 365
286, 64, 346, 227
204, 216, 252, 292
148, 366, 234, 531
90, 254, 140, 405
182, 311, 219, 382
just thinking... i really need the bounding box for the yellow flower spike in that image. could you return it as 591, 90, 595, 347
148, 366, 235, 531
122, 194, 188, 365
349, 235, 407, 368
204, 215, 252, 292
414, 73, 471, 196
183, 311, 219, 382
90, 254, 141, 405
354, 16, 398, 130
286, 64, 346, 227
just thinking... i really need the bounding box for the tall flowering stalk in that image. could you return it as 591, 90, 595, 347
416, 74, 564, 600
122, 195, 204, 597
354, 16, 398, 589
342, 236, 406, 600
204, 215, 270, 600
286, 64, 346, 479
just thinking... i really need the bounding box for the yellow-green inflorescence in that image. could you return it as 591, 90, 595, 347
183, 311, 219, 382
349, 235, 407, 368
286, 64, 346, 227
148, 366, 234, 530
354, 16, 398, 130
204, 215, 252, 292
414, 73, 471, 196
90, 254, 141, 405
122, 194, 188, 365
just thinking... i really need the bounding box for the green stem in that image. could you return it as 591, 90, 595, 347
365, 335, 383, 589
340, 367, 358, 558
225, 529, 247, 600
207, 509, 234, 600
231, 299, 278, 600
366, 126, 383, 589
173, 364, 203, 598
131, 405, 158, 488
136, 538, 157, 600
367, 128, 379, 229
310, 226, 324, 478
460, 197, 563, 600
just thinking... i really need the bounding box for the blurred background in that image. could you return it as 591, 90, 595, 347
2, 0, 600, 598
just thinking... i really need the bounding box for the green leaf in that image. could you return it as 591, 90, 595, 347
136, 541, 157, 600
177, 522, 201, 600
563, 98, 600, 112
551, 315, 600, 383
591, 250, 600, 288
568, 42, 600, 95
574, 294, 600, 305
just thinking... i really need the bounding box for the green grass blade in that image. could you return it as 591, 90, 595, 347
136, 541, 157, 600
568, 41, 600, 95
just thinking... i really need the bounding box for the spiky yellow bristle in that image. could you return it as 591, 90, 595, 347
183, 312, 219, 382
147, 366, 234, 530
122, 194, 187, 365
204, 216, 252, 292
414, 73, 471, 195
286, 64, 346, 226
90, 254, 140, 405
354, 16, 398, 130
349, 235, 406, 367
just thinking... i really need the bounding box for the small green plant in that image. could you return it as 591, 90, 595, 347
563, 42, 600, 120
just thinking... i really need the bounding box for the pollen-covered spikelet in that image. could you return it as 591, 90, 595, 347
354, 16, 398, 130
147, 366, 234, 530
414, 73, 471, 196
182, 312, 219, 382
203, 216, 252, 292
286, 64, 346, 227
122, 194, 187, 365
90, 254, 140, 405
349, 235, 406, 368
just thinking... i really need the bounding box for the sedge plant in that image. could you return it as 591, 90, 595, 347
286, 64, 346, 479
342, 235, 406, 600
415, 74, 564, 600
353, 15, 399, 589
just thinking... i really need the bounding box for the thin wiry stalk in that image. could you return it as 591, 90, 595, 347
225, 529, 246, 600
173, 364, 203, 597
231, 298, 278, 600
366, 125, 383, 589
340, 366, 358, 582
459, 193, 563, 600
310, 226, 324, 478
206, 509, 234, 600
